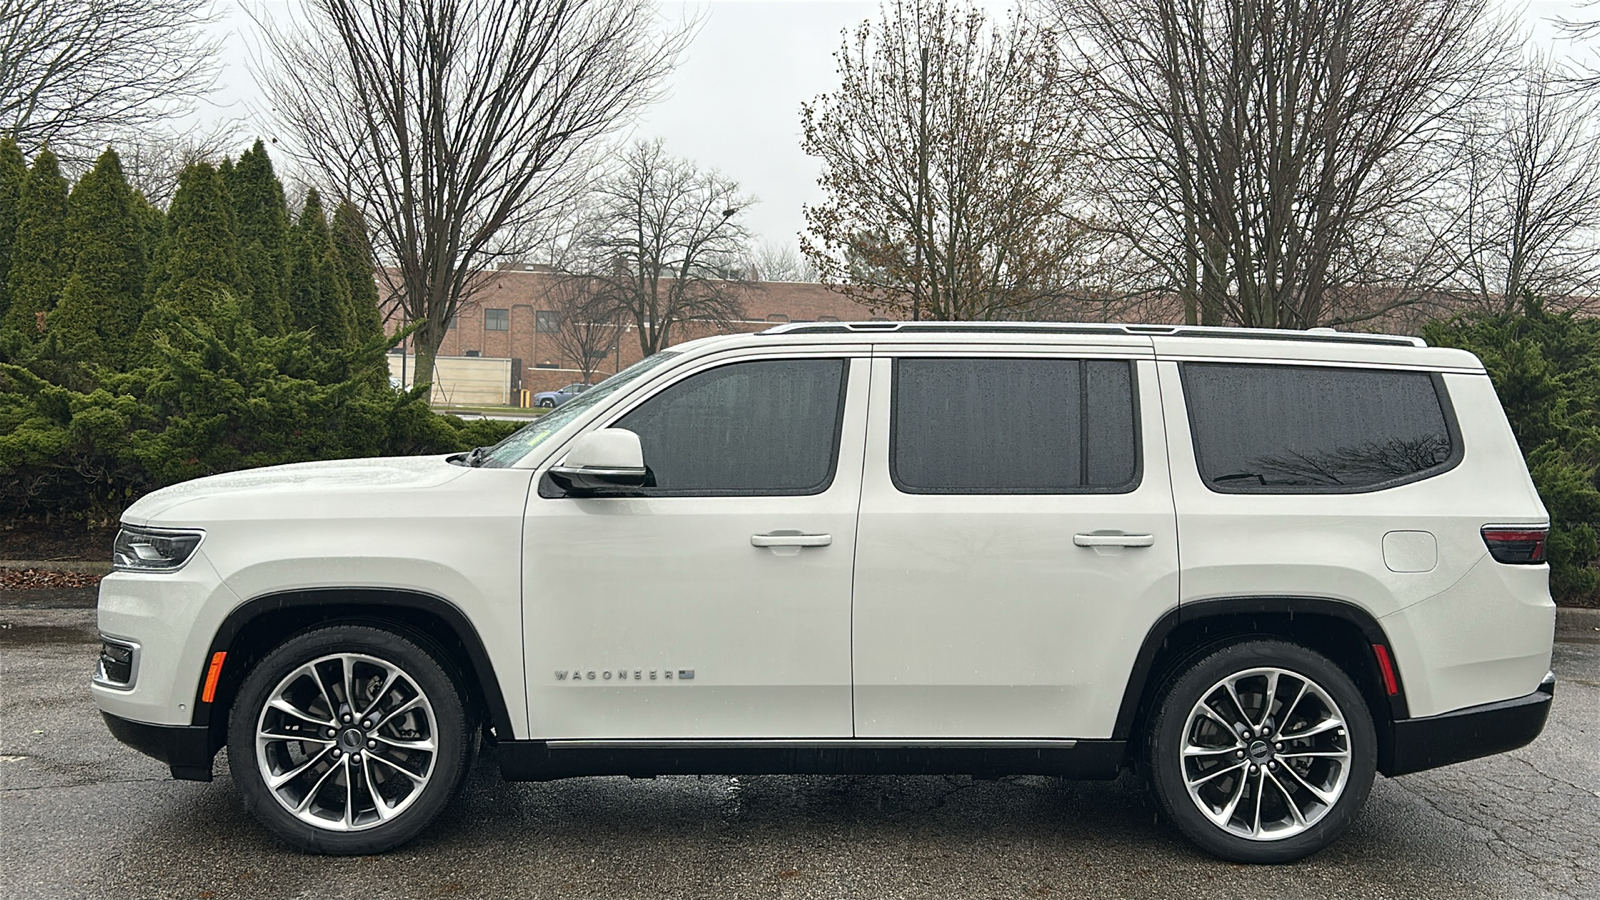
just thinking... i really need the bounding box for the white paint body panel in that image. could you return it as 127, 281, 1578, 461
1155, 361, 1553, 717
95, 456, 534, 736
521, 353, 870, 739
851, 355, 1179, 739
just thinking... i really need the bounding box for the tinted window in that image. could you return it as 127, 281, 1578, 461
1181, 363, 1457, 493
614, 359, 848, 495
891, 358, 1138, 493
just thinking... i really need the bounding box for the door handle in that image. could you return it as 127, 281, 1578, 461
751, 532, 833, 548
1073, 532, 1155, 548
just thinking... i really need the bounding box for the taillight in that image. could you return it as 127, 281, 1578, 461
1481, 525, 1549, 564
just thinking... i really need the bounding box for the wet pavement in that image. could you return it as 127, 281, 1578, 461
2, 597, 1596, 899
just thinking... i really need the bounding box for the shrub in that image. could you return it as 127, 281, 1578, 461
0, 294, 517, 524
1424, 302, 1600, 604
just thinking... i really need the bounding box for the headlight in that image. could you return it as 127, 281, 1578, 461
112, 526, 205, 572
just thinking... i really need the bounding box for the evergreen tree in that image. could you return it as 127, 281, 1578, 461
3, 148, 70, 337
229, 141, 292, 334
330, 198, 384, 343
135, 191, 166, 271
287, 190, 355, 348
144, 162, 242, 326
49, 148, 147, 366
0, 136, 26, 322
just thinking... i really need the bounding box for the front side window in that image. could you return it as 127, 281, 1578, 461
614, 358, 848, 495
479, 352, 680, 467
485, 308, 509, 331
891, 357, 1139, 494
1180, 363, 1459, 493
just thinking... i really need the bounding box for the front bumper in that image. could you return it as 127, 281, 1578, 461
101, 711, 217, 782
1381, 673, 1555, 776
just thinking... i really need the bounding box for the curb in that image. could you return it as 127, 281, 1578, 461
0, 587, 98, 609
1556, 606, 1600, 636
0, 559, 112, 575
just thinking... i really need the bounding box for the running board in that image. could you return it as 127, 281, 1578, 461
496, 738, 1128, 782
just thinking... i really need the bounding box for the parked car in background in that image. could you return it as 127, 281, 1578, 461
532, 383, 592, 408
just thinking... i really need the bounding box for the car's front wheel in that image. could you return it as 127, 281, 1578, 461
227, 625, 470, 854
1146, 640, 1376, 863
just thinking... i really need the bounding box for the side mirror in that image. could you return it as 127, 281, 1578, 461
548, 428, 648, 494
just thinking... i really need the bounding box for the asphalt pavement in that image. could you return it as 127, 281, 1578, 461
2, 592, 1596, 900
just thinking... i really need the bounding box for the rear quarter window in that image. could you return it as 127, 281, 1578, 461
1180, 363, 1461, 493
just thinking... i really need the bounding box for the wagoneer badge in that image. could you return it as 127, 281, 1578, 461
555, 669, 695, 682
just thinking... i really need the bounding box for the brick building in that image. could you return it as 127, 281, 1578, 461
385, 268, 892, 396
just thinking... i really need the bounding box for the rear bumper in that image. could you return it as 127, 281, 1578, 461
1381, 673, 1555, 776
101, 711, 217, 782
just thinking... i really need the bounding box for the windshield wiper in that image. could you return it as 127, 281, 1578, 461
463, 446, 490, 468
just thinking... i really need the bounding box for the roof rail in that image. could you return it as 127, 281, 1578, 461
758, 321, 1426, 348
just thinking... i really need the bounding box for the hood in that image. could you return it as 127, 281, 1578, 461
122, 456, 469, 525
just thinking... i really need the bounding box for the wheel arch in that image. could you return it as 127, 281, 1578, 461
191, 588, 515, 754
1114, 596, 1408, 773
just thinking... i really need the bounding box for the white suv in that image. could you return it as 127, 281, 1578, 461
92, 322, 1557, 862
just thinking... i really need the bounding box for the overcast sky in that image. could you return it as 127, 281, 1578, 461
209, 0, 1594, 253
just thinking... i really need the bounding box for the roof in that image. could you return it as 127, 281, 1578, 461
662, 320, 1484, 373
760, 321, 1427, 348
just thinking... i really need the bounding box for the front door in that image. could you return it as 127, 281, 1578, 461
522, 353, 868, 739
851, 351, 1180, 739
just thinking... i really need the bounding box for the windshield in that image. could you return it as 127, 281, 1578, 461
477, 352, 680, 468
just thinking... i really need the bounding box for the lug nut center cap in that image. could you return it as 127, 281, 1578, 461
337, 728, 365, 752
1248, 740, 1272, 763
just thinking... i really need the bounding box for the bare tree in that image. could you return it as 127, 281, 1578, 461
255, 0, 688, 392
1058, 0, 1514, 328
117, 123, 242, 208
543, 274, 624, 384
580, 139, 753, 356
1440, 56, 1600, 313
744, 241, 818, 282
801, 0, 1087, 321
0, 0, 219, 164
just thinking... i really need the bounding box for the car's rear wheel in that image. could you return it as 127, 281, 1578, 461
537, 398, 556, 408
227, 626, 470, 854
1146, 640, 1376, 863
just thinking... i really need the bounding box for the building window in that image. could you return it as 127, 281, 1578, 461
485, 308, 509, 331
446, 315, 457, 330
536, 310, 560, 333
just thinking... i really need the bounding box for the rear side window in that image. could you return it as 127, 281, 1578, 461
614, 358, 847, 495
891, 358, 1139, 494
1180, 363, 1459, 493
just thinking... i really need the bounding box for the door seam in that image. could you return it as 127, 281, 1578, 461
847, 349, 876, 738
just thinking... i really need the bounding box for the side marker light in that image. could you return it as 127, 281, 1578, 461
201, 652, 227, 704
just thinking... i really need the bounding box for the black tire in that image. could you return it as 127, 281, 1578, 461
227, 625, 470, 854
1145, 640, 1376, 863
537, 398, 556, 408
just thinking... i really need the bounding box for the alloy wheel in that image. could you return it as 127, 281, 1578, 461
254, 652, 439, 832
1179, 666, 1352, 841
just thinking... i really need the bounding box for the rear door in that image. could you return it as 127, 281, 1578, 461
850, 344, 1179, 739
